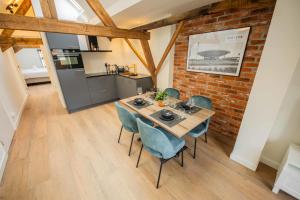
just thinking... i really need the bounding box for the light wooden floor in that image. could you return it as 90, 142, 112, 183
0, 84, 295, 200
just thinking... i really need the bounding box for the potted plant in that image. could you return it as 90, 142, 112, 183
155, 90, 168, 107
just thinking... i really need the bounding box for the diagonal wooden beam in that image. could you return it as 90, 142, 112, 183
85, 0, 150, 76
1, 0, 32, 37
0, 13, 150, 40
155, 21, 184, 75
39, 0, 58, 18
124, 39, 148, 68
85, 0, 116, 27
140, 39, 156, 84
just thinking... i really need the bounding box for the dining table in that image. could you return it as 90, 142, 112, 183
120, 94, 215, 138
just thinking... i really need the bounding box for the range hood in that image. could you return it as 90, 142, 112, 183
78, 35, 112, 52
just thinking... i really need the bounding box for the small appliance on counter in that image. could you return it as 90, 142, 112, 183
105, 63, 130, 75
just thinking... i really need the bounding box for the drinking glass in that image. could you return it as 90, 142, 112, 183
137, 87, 143, 95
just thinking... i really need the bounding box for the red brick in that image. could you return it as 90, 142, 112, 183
173, 3, 274, 137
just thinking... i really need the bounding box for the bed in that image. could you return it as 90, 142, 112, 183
21, 67, 50, 84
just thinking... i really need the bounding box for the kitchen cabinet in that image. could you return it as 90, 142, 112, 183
57, 69, 91, 112
116, 76, 153, 99
46, 33, 80, 49
86, 75, 118, 104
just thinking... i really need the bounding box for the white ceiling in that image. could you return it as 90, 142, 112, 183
55, 0, 220, 28
0, 0, 220, 37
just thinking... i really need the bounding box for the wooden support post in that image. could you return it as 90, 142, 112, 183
39, 0, 58, 18
155, 21, 184, 75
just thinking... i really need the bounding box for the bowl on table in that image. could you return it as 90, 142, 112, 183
181, 101, 192, 110
159, 109, 175, 121
134, 98, 145, 105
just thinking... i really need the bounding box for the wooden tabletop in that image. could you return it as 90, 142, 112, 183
120, 95, 215, 138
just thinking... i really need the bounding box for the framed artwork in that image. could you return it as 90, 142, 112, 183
186, 27, 250, 76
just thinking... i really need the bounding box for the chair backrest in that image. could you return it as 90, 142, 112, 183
136, 118, 175, 159
164, 88, 180, 99
190, 95, 212, 109
190, 96, 212, 131
114, 102, 138, 133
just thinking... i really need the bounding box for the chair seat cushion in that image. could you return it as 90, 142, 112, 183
188, 122, 206, 138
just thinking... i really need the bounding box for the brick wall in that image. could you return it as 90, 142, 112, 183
173, 4, 275, 137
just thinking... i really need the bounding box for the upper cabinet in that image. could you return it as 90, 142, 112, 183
46, 33, 80, 49
77, 35, 112, 52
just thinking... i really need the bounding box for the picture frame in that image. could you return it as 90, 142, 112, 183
186, 27, 250, 76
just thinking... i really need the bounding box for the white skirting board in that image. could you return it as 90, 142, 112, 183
0, 144, 8, 181
230, 152, 258, 171
12, 94, 28, 130
260, 155, 280, 170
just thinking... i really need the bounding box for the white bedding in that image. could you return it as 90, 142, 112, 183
21, 67, 49, 79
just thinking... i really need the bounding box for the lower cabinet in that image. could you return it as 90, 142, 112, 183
86, 76, 118, 104
57, 69, 92, 112
57, 70, 153, 112
116, 76, 153, 99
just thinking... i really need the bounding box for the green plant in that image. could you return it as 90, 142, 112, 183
155, 91, 168, 101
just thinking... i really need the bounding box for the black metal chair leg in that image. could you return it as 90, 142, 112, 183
118, 126, 123, 143
205, 132, 208, 143
181, 150, 184, 167
193, 137, 197, 159
136, 144, 143, 168
128, 133, 135, 156
156, 160, 163, 189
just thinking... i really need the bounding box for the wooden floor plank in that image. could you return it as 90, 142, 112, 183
0, 84, 295, 200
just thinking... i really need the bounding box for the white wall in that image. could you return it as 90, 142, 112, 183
16, 48, 43, 69
0, 48, 28, 181
0, 48, 28, 129
0, 100, 14, 181
261, 58, 300, 169
82, 25, 175, 89
230, 0, 300, 171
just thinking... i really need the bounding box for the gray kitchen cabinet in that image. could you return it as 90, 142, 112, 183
86, 75, 118, 104
116, 76, 153, 99
46, 33, 80, 49
56, 69, 92, 112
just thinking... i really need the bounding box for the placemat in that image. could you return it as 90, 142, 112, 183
127, 99, 152, 110
174, 102, 202, 115
150, 109, 186, 127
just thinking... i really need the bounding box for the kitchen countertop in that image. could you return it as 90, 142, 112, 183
85, 72, 151, 79
119, 73, 151, 79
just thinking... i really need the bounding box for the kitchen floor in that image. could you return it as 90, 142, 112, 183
0, 84, 295, 200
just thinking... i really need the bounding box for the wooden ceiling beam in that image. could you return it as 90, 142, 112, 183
0, 37, 42, 52
1, 0, 32, 37
39, 0, 58, 18
1, 0, 31, 37
155, 21, 184, 75
132, 0, 275, 31
0, 13, 150, 40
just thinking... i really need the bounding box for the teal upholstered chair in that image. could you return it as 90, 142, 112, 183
114, 102, 153, 156
136, 118, 186, 188
187, 96, 212, 159
164, 88, 180, 99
